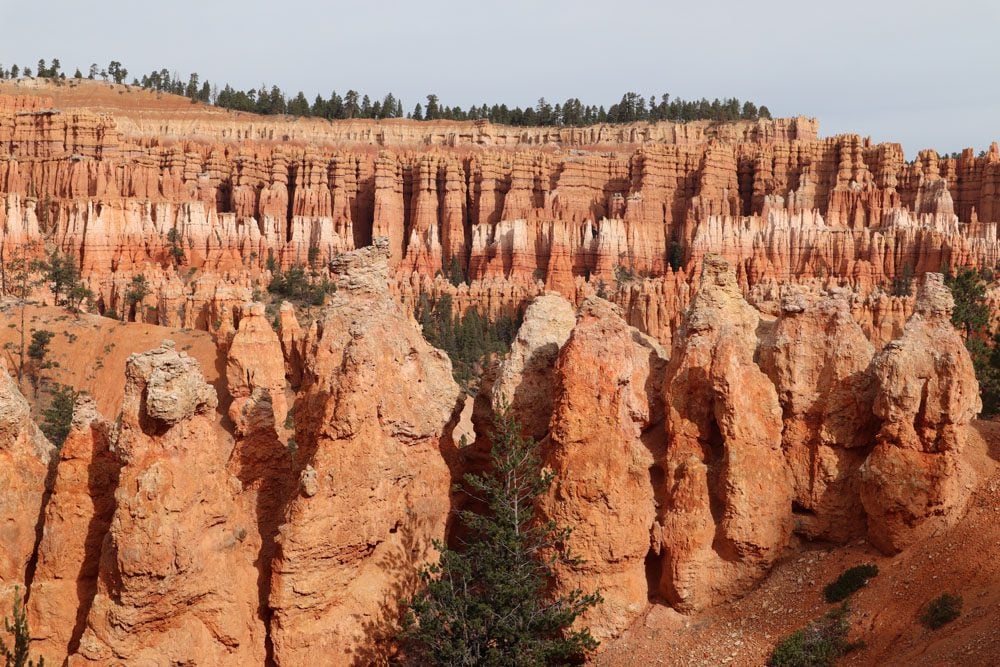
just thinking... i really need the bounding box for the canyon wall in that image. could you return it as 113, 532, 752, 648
1, 84, 999, 349
0, 83, 992, 661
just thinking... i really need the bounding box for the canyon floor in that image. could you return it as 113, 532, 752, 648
599, 420, 1000, 667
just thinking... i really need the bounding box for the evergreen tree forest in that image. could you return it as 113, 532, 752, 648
0, 59, 774, 126
415, 293, 520, 389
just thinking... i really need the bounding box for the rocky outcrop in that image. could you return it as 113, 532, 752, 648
71, 341, 265, 665
658, 255, 792, 611
490, 292, 576, 440
226, 301, 288, 433
0, 359, 54, 621
538, 297, 667, 640
758, 287, 878, 542
268, 239, 461, 665
27, 396, 118, 664
861, 273, 981, 553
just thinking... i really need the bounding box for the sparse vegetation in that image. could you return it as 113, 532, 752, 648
1, 60, 773, 126
920, 593, 962, 629
2, 242, 43, 386
166, 227, 186, 264
26, 329, 55, 394
891, 262, 915, 297
668, 239, 685, 272
267, 266, 335, 306
768, 604, 860, 667
824, 564, 879, 603
400, 406, 601, 664
27, 330, 54, 363
124, 273, 151, 320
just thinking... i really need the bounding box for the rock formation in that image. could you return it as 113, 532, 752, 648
71, 341, 265, 665
861, 273, 981, 553
538, 297, 667, 639
490, 292, 576, 440
659, 255, 792, 611
27, 396, 118, 664
0, 80, 993, 662
0, 359, 54, 621
267, 239, 461, 666
2, 85, 1000, 350
758, 287, 878, 542
226, 301, 289, 433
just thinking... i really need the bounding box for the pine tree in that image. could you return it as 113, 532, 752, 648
400, 405, 601, 665
0, 587, 44, 667
40, 384, 77, 448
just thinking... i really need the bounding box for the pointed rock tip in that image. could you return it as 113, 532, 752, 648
915, 273, 953, 318
329, 237, 391, 293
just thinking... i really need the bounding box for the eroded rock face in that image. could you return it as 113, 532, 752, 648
28, 396, 119, 664
659, 255, 792, 611
71, 341, 265, 665
861, 274, 981, 553
491, 292, 576, 440
268, 239, 461, 666
0, 360, 54, 622
538, 297, 667, 640
227, 301, 288, 433
758, 287, 878, 542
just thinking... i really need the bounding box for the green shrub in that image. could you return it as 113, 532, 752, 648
824, 564, 878, 603
769, 604, 860, 667
267, 266, 335, 306
40, 384, 77, 448
1, 587, 44, 667
920, 594, 962, 629
414, 293, 519, 389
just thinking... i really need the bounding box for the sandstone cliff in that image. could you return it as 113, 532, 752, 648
538, 297, 667, 639
0, 359, 54, 622
267, 239, 461, 665
27, 396, 118, 664
862, 273, 981, 553
659, 255, 792, 611
2, 85, 999, 352
71, 341, 265, 665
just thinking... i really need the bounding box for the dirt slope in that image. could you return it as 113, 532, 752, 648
0, 301, 224, 419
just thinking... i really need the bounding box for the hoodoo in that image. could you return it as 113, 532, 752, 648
0, 57, 996, 665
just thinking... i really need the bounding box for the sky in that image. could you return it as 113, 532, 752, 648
2, 0, 998, 156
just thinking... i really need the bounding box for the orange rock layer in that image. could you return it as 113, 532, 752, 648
1, 88, 999, 345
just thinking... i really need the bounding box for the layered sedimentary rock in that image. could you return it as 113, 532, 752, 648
0, 359, 54, 621
268, 239, 461, 666
2, 85, 999, 348
72, 341, 265, 665
538, 297, 667, 639
480, 254, 984, 635
27, 396, 118, 664
758, 287, 878, 542
0, 81, 994, 661
861, 273, 981, 553
659, 255, 792, 611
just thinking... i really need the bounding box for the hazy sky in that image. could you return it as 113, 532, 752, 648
3, 0, 998, 155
